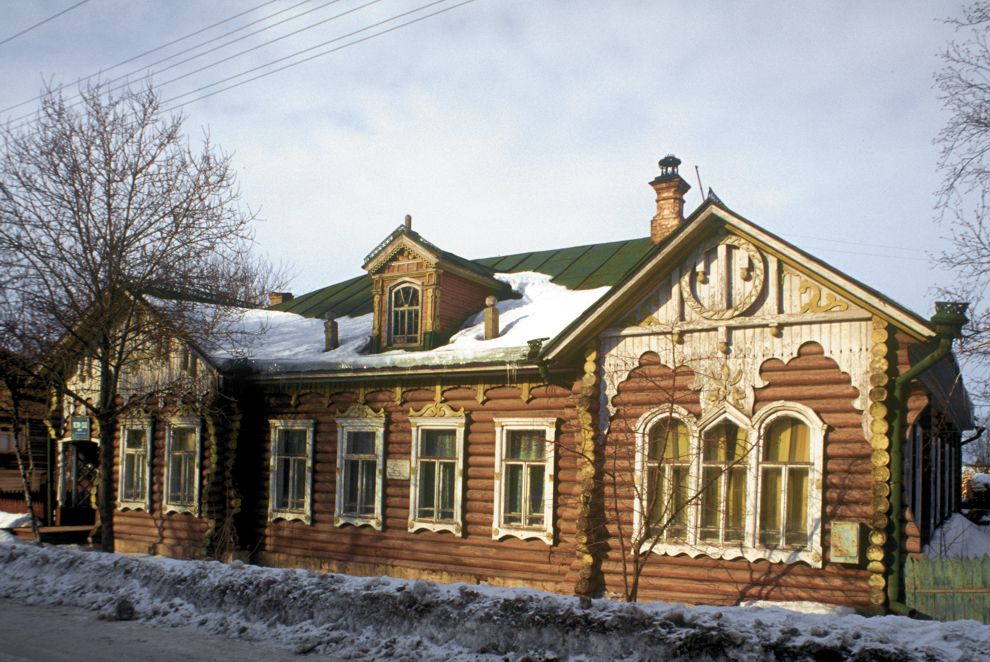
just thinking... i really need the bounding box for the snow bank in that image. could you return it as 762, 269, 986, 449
0, 511, 31, 529
925, 513, 990, 559
1, 542, 988, 661
202, 272, 609, 373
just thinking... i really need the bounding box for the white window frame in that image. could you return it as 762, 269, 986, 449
118, 419, 153, 511
163, 416, 201, 516
269, 419, 315, 524
492, 417, 557, 544
335, 415, 386, 530
632, 401, 825, 567
408, 415, 466, 535
633, 405, 698, 545
750, 402, 825, 565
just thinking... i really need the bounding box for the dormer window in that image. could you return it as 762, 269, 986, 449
390, 283, 421, 346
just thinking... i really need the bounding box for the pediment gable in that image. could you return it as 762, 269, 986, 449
363, 234, 439, 276
546, 203, 934, 363
617, 229, 860, 332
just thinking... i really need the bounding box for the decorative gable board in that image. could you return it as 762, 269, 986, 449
600, 228, 873, 431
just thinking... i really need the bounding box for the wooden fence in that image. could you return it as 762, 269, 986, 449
905, 556, 990, 623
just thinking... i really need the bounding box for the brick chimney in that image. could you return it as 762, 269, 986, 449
268, 292, 293, 306
649, 155, 691, 244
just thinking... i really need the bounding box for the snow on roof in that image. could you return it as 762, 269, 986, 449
207, 272, 609, 373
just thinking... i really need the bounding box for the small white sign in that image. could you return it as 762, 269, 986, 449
387, 459, 410, 480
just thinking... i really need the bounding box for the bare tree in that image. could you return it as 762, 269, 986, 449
0, 83, 279, 551
935, 2, 990, 407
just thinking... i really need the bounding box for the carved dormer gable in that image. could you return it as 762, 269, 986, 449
362, 217, 510, 353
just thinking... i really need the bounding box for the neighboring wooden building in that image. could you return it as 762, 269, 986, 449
75, 156, 971, 614
0, 362, 53, 521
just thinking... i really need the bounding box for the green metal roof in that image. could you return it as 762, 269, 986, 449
273, 236, 656, 319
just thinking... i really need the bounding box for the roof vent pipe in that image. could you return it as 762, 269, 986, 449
324, 312, 339, 352
404, 214, 412, 231
484, 296, 499, 340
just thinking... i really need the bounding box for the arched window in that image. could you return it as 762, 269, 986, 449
645, 417, 691, 541
759, 417, 812, 547
389, 283, 420, 345
700, 420, 748, 544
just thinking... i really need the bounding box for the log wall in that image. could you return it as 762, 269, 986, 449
248, 381, 584, 593
112, 400, 238, 559
600, 342, 876, 608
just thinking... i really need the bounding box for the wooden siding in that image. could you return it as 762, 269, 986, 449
600, 343, 874, 608
249, 382, 585, 593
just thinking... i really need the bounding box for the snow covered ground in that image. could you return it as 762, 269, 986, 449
1, 540, 989, 661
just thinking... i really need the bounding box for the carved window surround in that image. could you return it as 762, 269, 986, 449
408, 409, 467, 536
632, 401, 826, 567
268, 419, 315, 525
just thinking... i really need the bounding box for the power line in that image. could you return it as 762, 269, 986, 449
4, 0, 352, 132
785, 232, 928, 255
163, 0, 472, 113
0, 0, 283, 115
0, 0, 91, 48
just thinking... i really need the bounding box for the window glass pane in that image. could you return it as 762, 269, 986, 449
505, 464, 523, 524
170, 454, 195, 504
527, 463, 545, 525
437, 461, 455, 520
669, 465, 690, 539
122, 453, 144, 500
278, 428, 307, 457
648, 419, 689, 461
421, 429, 456, 457
700, 466, 722, 541
760, 467, 782, 545
172, 427, 197, 452
725, 466, 747, 542
347, 430, 376, 455
703, 422, 745, 462
785, 467, 809, 546
418, 461, 437, 518
647, 466, 663, 527
764, 418, 810, 462
125, 428, 146, 450
0, 431, 11, 452
507, 430, 544, 460
358, 459, 376, 514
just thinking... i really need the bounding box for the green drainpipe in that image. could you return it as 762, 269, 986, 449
887, 301, 968, 615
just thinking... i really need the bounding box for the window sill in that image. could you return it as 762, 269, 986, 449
335, 514, 381, 531
270, 510, 311, 525
646, 541, 822, 567
163, 503, 199, 517
492, 524, 553, 545
409, 519, 461, 536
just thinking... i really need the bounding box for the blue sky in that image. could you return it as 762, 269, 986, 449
0, 1, 961, 319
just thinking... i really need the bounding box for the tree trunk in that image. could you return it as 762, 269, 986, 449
10, 389, 40, 543
97, 345, 117, 552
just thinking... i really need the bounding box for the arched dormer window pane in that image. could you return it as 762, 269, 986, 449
760, 417, 811, 547
645, 418, 690, 540
700, 421, 747, 543
390, 284, 420, 345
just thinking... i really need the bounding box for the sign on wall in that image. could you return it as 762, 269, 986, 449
70, 416, 91, 441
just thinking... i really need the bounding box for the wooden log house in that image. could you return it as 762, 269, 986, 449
59, 156, 972, 613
